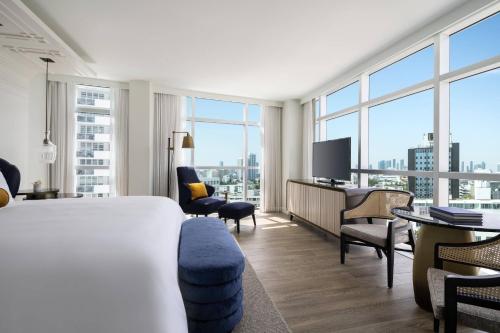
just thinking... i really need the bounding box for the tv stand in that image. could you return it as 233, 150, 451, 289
316, 179, 345, 186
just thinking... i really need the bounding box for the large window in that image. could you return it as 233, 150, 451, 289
450, 12, 500, 71
312, 6, 500, 217
326, 112, 358, 169
326, 81, 359, 114
185, 97, 261, 206
75, 86, 113, 198
369, 90, 434, 171
369, 46, 434, 99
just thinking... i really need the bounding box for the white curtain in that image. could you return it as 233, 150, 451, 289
261, 105, 282, 212
302, 101, 314, 179
153, 93, 184, 200
48, 81, 75, 192
113, 88, 129, 196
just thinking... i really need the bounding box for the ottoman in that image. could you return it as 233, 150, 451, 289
179, 217, 245, 333
218, 202, 256, 233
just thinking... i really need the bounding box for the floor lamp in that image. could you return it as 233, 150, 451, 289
167, 131, 194, 198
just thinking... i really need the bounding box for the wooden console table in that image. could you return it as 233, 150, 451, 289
286, 179, 362, 237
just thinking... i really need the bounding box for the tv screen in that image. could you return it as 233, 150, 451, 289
312, 137, 351, 181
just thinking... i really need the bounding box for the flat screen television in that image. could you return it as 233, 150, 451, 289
312, 137, 351, 184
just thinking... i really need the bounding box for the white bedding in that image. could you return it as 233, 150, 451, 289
0, 196, 188, 333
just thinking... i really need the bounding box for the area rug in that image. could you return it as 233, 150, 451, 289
233, 259, 291, 333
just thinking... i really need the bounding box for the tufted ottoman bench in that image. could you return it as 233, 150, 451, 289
218, 202, 256, 233
178, 217, 245, 333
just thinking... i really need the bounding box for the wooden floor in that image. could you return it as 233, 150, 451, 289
225, 212, 480, 333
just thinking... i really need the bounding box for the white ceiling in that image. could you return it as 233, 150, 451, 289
20, 0, 470, 101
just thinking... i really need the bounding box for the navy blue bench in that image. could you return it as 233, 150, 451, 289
179, 217, 245, 333
218, 202, 256, 233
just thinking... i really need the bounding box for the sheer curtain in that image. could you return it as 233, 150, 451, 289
153, 93, 184, 200
302, 101, 314, 179
114, 88, 129, 196
261, 105, 282, 212
48, 81, 75, 192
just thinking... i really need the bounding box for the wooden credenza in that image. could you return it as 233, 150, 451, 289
286, 179, 351, 237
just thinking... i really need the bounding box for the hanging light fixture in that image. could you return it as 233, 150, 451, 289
39, 57, 57, 164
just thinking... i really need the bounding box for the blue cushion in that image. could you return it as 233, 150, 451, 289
184, 288, 243, 321
184, 197, 226, 215
218, 202, 255, 220
179, 217, 245, 285
187, 304, 243, 333
179, 276, 242, 303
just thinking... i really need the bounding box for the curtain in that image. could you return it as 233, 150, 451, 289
261, 105, 282, 212
153, 93, 183, 200
114, 88, 129, 196
48, 81, 75, 192
302, 101, 314, 179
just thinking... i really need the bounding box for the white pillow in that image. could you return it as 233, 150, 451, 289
0, 171, 15, 207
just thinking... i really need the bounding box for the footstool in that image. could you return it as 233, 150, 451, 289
178, 217, 245, 333
218, 202, 256, 233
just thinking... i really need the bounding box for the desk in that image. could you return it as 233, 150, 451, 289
392, 207, 500, 311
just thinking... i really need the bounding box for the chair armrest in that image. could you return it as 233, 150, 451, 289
444, 274, 500, 317
434, 234, 500, 270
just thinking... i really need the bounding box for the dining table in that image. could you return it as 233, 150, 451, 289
392, 206, 500, 311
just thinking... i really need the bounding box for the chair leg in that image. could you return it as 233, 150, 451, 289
224, 218, 227, 224
196, 214, 198, 217
236, 219, 240, 233
252, 214, 256, 226
204, 214, 208, 217
433, 318, 439, 333
340, 234, 346, 264
408, 228, 416, 254
376, 248, 383, 259
289, 214, 294, 221
387, 249, 394, 288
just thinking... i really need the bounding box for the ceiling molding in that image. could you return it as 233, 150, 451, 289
0, 0, 95, 77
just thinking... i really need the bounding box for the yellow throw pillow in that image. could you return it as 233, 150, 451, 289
0, 188, 10, 208
187, 182, 208, 200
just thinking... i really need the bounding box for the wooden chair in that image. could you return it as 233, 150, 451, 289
428, 234, 500, 333
340, 189, 415, 288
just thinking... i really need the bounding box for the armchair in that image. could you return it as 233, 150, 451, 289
340, 189, 415, 288
428, 234, 500, 333
0, 158, 21, 198
176, 166, 226, 216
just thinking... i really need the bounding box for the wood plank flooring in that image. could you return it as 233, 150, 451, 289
225, 212, 480, 333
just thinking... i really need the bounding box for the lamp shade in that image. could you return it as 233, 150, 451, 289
182, 133, 194, 149
40, 139, 57, 164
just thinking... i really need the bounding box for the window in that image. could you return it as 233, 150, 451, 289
369, 46, 434, 99
185, 98, 262, 207
311, 7, 500, 217
450, 12, 500, 71
194, 98, 244, 121
75, 86, 113, 198
326, 112, 358, 169
449, 69, 499, 173
369, 90, 434, 171
326, 82, 359, 114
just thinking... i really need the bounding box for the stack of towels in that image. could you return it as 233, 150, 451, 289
178, 217, 245, 333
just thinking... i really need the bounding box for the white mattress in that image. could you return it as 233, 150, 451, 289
0, 196, 188, 333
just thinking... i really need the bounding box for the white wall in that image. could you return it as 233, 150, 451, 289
281, 99, 303, 211
0, 58, 45, 190
128, 80, 154, 195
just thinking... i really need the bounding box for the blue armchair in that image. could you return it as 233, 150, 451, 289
177, 166, 226, 216
0, 158, 21, 198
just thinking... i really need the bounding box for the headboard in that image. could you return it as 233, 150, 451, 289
0, 158, 21, 198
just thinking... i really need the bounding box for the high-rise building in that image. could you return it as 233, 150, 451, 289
75, 86, 112, 198
461, 161, 465, 172
247, 153, 259, 181
469, 161, 473, 172
408, 133, 459, 199
400, 159, 405, 170
392, 159, 396, 170
378, 160, 386, 169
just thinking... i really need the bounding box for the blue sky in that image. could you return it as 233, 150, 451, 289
188, 12, 499, 171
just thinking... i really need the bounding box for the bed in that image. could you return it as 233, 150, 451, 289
0, 196, 188, 333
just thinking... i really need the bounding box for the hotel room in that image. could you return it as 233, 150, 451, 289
0, 0, 499, 332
